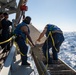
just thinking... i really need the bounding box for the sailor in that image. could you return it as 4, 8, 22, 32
1, 12, 12, 52
36, 24, 64, 64
14, 16, 35, 66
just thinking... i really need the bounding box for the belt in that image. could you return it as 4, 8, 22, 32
52, 30, 63, 34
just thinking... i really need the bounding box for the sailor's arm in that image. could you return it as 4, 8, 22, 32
37, 27, 47, 42
21, 26, 35, 46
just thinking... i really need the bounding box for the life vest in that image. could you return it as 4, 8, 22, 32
14, 22, 30, 40
45, 24, 61, 37
20, 4, 28, 11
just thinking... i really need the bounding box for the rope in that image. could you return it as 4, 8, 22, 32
42, 31, 58, 75
0, 36, 14, 45
42, 34, 49, 75
26, 38, 28, 44
0, 34, 28, 56
48, 32, 58, 52
14, 40, 27, 56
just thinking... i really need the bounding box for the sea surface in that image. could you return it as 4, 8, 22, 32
59, 32, 76, 70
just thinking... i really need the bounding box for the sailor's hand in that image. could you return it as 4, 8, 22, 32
36, 39, 41, 42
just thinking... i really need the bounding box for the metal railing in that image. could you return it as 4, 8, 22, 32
0, 44, 16, 75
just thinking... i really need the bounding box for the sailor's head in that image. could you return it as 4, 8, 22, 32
23, 16, 31, 24
3, 12, 9, 19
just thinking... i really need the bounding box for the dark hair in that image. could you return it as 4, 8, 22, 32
23, 16, 31, 24
3, 12, 8, 16
25, 16, 31, 20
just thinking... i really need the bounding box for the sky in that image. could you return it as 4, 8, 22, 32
9, 0, 76, 32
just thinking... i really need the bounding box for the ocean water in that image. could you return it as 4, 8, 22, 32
59, 32, 76, 70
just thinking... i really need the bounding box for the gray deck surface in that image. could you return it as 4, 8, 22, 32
11, 54, 34, 75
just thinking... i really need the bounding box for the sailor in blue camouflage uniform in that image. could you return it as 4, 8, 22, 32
14, 16, 35, 66
36, 24, 64, 64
